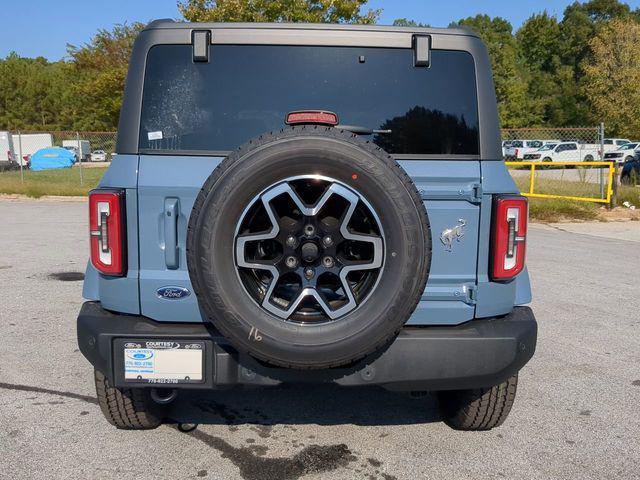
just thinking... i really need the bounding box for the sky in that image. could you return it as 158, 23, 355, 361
2, 0, 640, 60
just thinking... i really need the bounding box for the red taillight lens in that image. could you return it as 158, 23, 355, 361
491, 195, 527, 281
286, 110, 339, 126
89, 189, 126, 276
515, 148, 520, 157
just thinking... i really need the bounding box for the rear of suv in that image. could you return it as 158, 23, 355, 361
77, 21, 537, 431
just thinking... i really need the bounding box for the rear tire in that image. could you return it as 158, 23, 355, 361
542, 157, 552, 162
94, 370, 163, 430
437, 375, 518, 431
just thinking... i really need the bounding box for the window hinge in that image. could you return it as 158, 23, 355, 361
192, 30, 211, 63
412, 35, 431, 68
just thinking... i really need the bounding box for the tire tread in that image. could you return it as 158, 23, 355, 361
438, 375, 518, 431
94, 370, 162, 430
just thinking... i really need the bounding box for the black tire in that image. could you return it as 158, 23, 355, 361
584, 155, 594, 162
542, 157, 552, 162
437, 375, 518, 431
94, 370, 162, 429
187, 126, 431, 369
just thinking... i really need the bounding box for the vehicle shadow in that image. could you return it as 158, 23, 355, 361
164, 384, 441, 427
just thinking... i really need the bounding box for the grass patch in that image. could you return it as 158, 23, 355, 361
0, 167, 107, 198
527, 198, 600, 222
617, 183, 640, 207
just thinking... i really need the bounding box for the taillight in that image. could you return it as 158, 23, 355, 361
491, 195, 527, 281
286, 110, 339, 126
515, 148, 520, 158
89, 189, 126, 276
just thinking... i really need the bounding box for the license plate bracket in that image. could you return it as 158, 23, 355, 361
120, 340, 205, 385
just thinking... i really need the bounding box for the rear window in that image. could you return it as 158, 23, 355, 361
139, 45, 479, 155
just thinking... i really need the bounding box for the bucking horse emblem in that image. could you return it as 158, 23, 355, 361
440, 219, 466, 252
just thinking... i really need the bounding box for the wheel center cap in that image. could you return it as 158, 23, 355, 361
301, 242, 319, 263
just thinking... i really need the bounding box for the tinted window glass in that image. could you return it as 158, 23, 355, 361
140, 45, 479, 155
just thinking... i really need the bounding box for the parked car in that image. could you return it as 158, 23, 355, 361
91, 150, 107, 162
504, 139, 545, 160
603, 142, 639, 164
603, 138, 631, 151
523, 141, 599, 162
523, 143, 558, 161
501, 140, 512, 157
77, 20, 537, 432
621, 152, 640, 185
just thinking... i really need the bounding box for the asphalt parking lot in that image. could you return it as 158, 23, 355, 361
1, 199, 639, 480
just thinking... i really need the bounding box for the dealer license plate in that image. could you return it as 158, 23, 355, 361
123, 341, 204, 384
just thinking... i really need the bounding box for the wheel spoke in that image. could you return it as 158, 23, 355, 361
235, 176, 384, 322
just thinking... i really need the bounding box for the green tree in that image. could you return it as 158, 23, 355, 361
516, 12, 567, 126
66, 23, 144, 130
582, 18, 640, 137
453, 15, 539, 127
178, 0, 380, 24
392, 18, 429, 27
559, 0, 632, 72
0, 54, 72, 130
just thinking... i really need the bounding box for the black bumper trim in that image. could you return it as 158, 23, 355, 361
77, 302, 537, 391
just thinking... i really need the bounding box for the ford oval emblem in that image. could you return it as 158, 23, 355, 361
157, 286, 191, 300
126, 350, 153, 360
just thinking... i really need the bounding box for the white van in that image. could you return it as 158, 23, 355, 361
0, 131, 15, 166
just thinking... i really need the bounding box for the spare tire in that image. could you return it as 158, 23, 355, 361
187, 126, 431, 369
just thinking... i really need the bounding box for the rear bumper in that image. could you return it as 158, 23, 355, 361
77, 301, 537, 391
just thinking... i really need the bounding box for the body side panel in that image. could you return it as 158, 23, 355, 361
84, 155, 141, 314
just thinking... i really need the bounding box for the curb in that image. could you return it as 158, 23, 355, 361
0, 194, 87, 202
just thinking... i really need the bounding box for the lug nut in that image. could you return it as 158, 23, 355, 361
285, 256, 298, 269
322, 256, 335, 268
286, 235, 297, 248
322, 235, 333, 247
304, 267, 315, 279
304, 224, 315, 237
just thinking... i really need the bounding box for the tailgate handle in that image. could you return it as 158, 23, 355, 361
164, 198, 180, 269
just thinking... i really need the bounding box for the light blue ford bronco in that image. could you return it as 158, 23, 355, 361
77, 20, 537, 431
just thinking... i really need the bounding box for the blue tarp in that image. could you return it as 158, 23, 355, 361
30, 147, 76, 171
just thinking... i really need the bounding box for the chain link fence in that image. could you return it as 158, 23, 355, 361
9, 131, 117, 166
500, 125, 629, 205
501, 126, 606, 160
